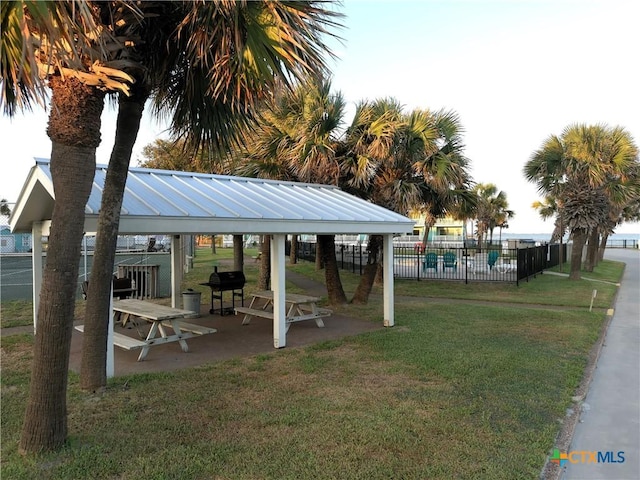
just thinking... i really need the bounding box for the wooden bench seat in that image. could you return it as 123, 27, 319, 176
161, 321, 217, 335
234, 306, 330, 323
234, 306, 274, 319
297, 305, 332, 317
75, 325, 146, 351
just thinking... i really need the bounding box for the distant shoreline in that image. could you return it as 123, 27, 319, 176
498, 232, 639, 240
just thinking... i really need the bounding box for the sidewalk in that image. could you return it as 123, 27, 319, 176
561, 249, 640, 480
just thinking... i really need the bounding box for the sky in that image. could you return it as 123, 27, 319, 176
1, 0, 639, 234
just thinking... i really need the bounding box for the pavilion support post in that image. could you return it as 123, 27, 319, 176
31, 222, 43, 334
382, 233, 395, 327
271, 234, 286, 348
106, 293, 115, 378
170, 235, 182, 308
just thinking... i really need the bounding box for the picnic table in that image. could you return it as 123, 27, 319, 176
75, 298, 216, 361
235, 290, 332, 332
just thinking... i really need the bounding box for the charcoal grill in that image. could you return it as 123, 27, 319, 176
199, 268, 245, 315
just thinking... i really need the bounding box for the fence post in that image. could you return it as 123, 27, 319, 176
464, 247, 468, 284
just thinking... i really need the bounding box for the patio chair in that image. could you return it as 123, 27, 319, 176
488, 250, 500, 271
472, 252, 489, 274
422, 252, 438, 272
443, 251, 457, 271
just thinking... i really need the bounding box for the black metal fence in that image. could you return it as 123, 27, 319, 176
605, 239, 638, 249
298, 242, 569, 286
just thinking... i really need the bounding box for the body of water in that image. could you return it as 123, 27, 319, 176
499, 232, 640, 243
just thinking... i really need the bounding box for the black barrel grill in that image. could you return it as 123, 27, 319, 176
199, 268, 245, 315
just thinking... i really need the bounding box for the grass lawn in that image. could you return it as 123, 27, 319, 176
0, 248, 623, 479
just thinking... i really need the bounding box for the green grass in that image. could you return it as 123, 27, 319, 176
0, 300, 34, 329
0, 248, 625, 479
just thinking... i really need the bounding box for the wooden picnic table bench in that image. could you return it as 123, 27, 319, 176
75, 299, 216, 361
235, 290, 332, 332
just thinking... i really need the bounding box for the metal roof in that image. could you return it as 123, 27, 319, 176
10, 159, 415, 236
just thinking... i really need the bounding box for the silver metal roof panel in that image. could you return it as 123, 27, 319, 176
10, 159, 415, 235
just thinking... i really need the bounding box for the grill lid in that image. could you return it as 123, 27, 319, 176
201, 270, 246, 290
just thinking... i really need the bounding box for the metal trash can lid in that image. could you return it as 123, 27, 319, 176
182, 288, 200, 295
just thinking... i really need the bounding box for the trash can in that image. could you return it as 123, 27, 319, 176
182, 289, 201, 318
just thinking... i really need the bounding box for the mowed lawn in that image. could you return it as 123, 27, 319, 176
0, 250, 623, 479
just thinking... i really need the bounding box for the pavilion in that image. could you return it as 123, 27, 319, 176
10, 158, 415, 376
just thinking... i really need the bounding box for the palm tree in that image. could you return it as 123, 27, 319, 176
1, 0, 139, 452
600, 197, 640, 260
344, 102, 474, 304
237, 77, 348, 303
81, 1, 344, 391
341, 98, 408, 303
2, 0, 344, 451
414, 109, 474, 246
532, 195, 566, 270
532, 196, 564, 243
473, 183, 512, 248
524, 123, 639, 280
0, 198, 11, 216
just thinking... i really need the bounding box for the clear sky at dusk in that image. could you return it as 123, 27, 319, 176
1, 0, 639, 234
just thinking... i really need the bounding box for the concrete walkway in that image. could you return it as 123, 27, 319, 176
562, 248, 640, 480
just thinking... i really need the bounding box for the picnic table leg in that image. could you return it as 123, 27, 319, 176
311, 304, 325, 328
169, 319, 189, 353
118, 312, 129, 326
137, 321, 160, 361
242, 296, 259, 325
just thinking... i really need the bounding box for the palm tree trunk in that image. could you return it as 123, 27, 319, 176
318, 235, 347, 304
20, 78, 104, 453
477, 225, 485, 252
421, 224, 430, 246
550, 216, 563, 243
233, 235, 244, 271
315, 237, 324, 270
80, 92, 147, 391
569, 228, 587, 280
258, 235, 271, 290
584, 229, 599, 272
352, 234, 382, 304
289, 234, 298, 264
598, 232, 609, 261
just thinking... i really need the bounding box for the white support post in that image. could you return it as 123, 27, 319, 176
271, 234, 286, 348
383, 234, 395, 327
31, 222, 43, 334
170, 235, 182, 308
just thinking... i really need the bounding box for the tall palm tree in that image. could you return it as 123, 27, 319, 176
414, 109, 474, 245
524, 123, 639, 280
81, 1, 344, 391
237, 77, 348, 303
2, 0, 344, 451
472, 183, 511, 248
1, 0, 139, 453
341, 98, 407, 303
344, 102, 473, 304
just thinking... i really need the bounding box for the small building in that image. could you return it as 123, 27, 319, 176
410, 215, 469, 246
0, 225, 32, 253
